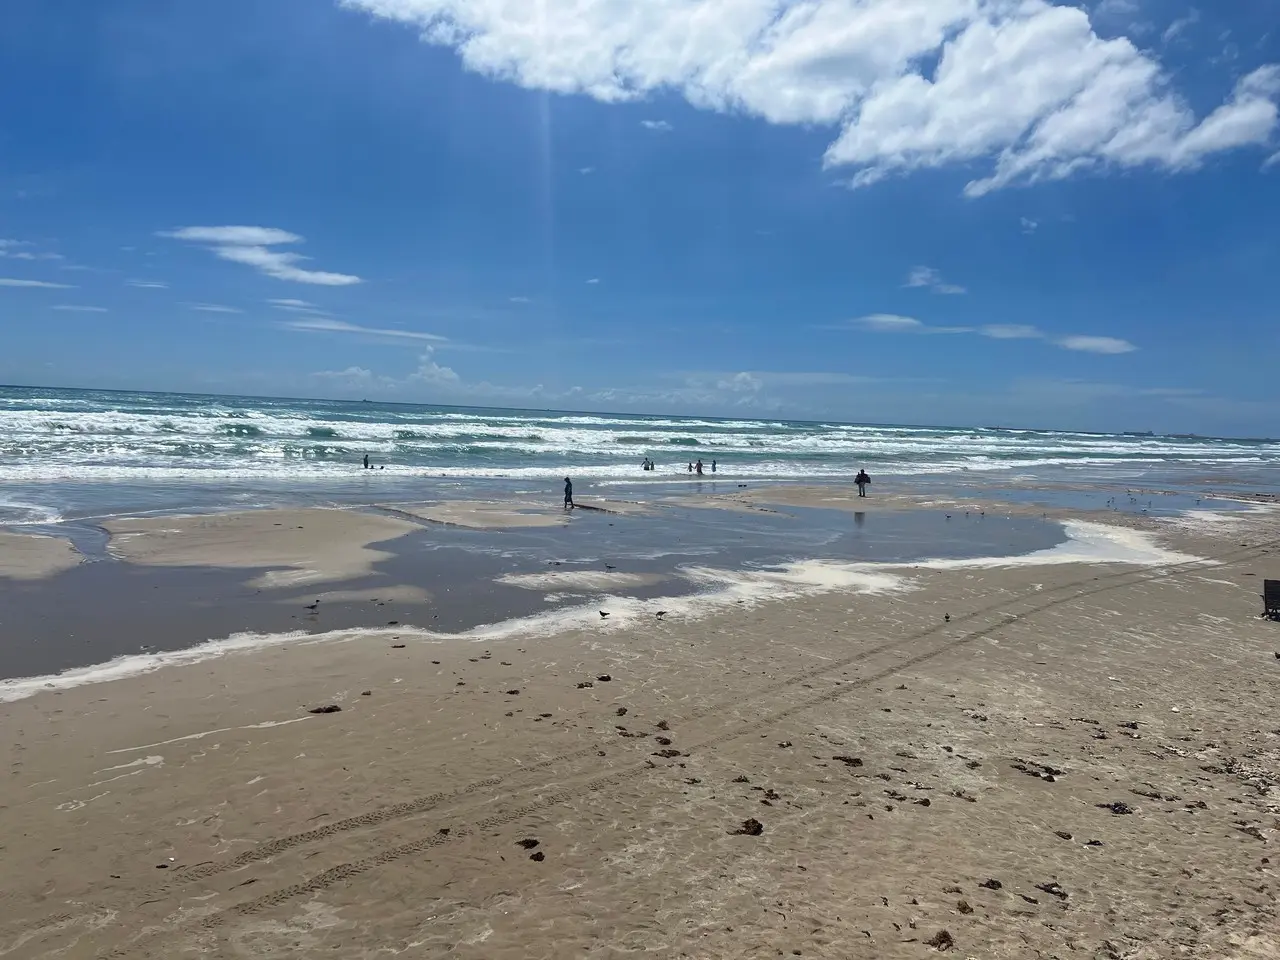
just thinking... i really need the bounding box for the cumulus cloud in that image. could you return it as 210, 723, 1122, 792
341, 0, 1280, 195
282, 316, 447, 343
905, 266, 966, 294
0, 278, 73, 288
159, 225, 362, 286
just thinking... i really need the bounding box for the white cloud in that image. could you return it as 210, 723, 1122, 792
905, 265, 966, 294
1266, 151, 1280, 169
160, 225, 362, 286
0, 239, 63, 262
269, 297, 316, 308
509, 295, 532, 303
160, 226, 302, 245
184, 302, 243, 314
342, 0, 1280, 195
1056, 334, 1137, 353
640, 119, 673, 131
585, 277, 601, 284
51, 304, 109, 313
857, 313, 928, 333
1020, 217, 1040, 234
315, 348, 461, 392
578, 166, 595, 174
0, 278, 73, 288
1162, 8, 1199, 43
282, 316, 447, 343
1094, 0, 1139, 17
127, 279, 169, 289
850, 314, 1136, 353
980, 323, 1042, 339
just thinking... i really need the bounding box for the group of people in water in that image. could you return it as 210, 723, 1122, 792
639, 458, 717, 474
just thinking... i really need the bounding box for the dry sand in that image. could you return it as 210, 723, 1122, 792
103, 508, 420, 589
2, 500, 1279, 958
0, 532, 82, 580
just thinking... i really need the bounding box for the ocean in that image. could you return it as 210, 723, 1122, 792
2, 384, 1278, 527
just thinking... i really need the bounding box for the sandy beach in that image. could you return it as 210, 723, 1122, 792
1, 489, 1278, 958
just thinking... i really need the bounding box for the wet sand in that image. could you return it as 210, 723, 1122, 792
103, 508, 421, 589
0, 531, 82, 580
1, 491, 1278, 958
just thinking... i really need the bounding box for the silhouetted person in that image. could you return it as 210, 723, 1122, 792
363, 454, 370, 469
563, 476, 574, 509
695, 459, 704, 476
711, 460, 717, 473
855, 469, 871, 497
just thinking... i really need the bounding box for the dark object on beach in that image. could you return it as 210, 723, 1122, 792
956, 900, 973, 915
517, 838, 539, 849
655, 610, 667, 618
924, 929, 954, 951
1085, 839, 1105, 846
1097, 800, 1134, 815
596, 674, 612, 682
530, 851, 545, 862
1054, 830, 1073, 840
437, 827, 450, 835
506, 689, 520, 696
387, 620, 399, 626
599, 610, 609, 618
361, 690, 371, 696
1036, 881, 1068, 900
778, 740, 793, 748
833, 755, 863, 767
944, 613, 950, 622
733, 775, 750, 783
1263, 580, 1280, 619
616, 707, 627, 716
979, 878, 1003, 890
655, 736, 673, 746
576, 681, 594, 688
391, 644, 405, 649
730, 818, 764, 836
656, 719, 670, 731
653, 748, 682, 758
308, 704, 342, 714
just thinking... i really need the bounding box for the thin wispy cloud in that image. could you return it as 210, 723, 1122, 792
127, 279, 168, 289
1021, 217, 1040, 235
183, 302, 243, 314
159, 225, 362, 286
578, 166, 595, 174
0, 278, 73, 288
585, 278, 601, 284
1163, 8, 1200, 43
905, 266, 966, 295
345, 0, 1280, 196
52, 304, 109, 313
640, 120, 672, 132
282, 317, 447, 343
848, 315, 1137, 354
0, 239, 63, 262
509, 296, 532, 303
267, 297, 327, 314
1056, 335, 1138, 354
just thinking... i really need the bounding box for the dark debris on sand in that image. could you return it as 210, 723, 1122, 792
730, 818, 764, 836
308, 704, 342, 714
925, 929, 955, 951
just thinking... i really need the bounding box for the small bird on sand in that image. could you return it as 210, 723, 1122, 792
656, 611, 667, 618
605, 563, 616, 570
599, 611, 610, 618
944, 613, 951, 623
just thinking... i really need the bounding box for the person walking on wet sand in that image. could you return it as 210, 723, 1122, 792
563, 476, 575, 509
855, 468, 871, 497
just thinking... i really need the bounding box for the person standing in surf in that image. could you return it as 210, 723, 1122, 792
564, 476, 575, 509
855, 469, 871, 497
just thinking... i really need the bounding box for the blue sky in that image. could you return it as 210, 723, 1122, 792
1, 0, 1278, 435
